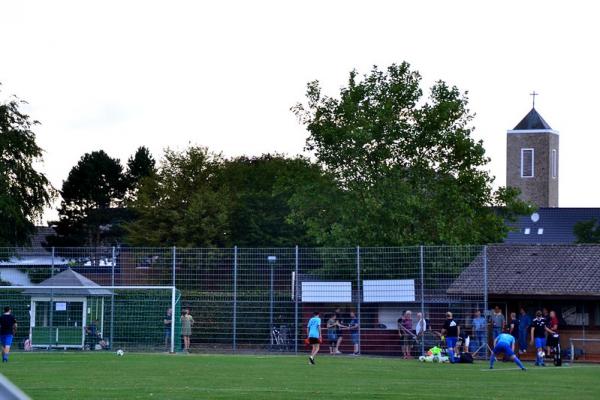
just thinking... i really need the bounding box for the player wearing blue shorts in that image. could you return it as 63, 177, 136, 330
307, 311, 322, 365
0, 306, 17, 363
490, 329, 526, 370
441, 311, 459, 363
530, 310, 552, 366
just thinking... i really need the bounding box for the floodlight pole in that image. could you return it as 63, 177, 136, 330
356, 246, 361, 354
419, 245, 425, 356
233, 246, 238, 352
170, 286, 176, 353
483, 245, 488, 359
110, 246, 115, 350
294, 246, 299, 355
268, 255, 277, 350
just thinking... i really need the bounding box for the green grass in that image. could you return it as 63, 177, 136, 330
1, 353, 599, 400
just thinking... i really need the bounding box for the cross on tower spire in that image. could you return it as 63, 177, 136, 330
530, 91, 539, 108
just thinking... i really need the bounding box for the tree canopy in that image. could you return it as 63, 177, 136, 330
574, 219, 600, 243
0, 87, 54, 246
291, 62, 528, 245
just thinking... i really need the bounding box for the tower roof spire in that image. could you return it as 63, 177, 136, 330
530, 90, 539, 108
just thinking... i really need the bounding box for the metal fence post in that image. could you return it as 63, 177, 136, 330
51, 247, 55, 277
419, 245, 425, 356
356, 246, 361, 353
233, 246, 238, 352
172, 246, 176, 287
294, 245, 299, 355
110, 246, 116, 350
483, 245, 488, 359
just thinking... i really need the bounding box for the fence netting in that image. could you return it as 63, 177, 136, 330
1, 245, 598, 362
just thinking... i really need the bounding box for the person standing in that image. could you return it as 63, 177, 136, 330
326, 314, 339, 354
398, 310, 414, 359
334, 307, 345, 354
471, 310, 487, 356
164, 308, 172, 351
0, 307, 17, 363
546, 310, 560, 356
347, 311, 360, 356
489, 329, 526, 371
517, 307, 531, 354
491, 306, 505, 339
509, 312, 519, 341
180, 308, 194, 353
530, 310, 552, 367
440, 311, 460, 363
307, 311, 322, 365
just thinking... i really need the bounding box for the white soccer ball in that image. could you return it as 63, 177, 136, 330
116, 349, 124, 356
419, 356, 426, 362
537, 350, 545, 358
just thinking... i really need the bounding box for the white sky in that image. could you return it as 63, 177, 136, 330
1, 0, 599, 223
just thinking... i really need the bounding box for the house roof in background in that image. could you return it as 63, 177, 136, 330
504, 208, 600, 244
512, 108, 553, 130
448, 244, 600, 298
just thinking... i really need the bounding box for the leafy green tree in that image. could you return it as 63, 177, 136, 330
125, 146, 231, 247
291, 63, 528, 246
47, 150, 127, 247
125, 146, 156, 200
215, 154, 318, 247
574, 219, 600, 243
0, 87, 54, 246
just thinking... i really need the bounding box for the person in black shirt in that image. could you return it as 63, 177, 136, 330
164, 308, 172, 351
441, 311, 460, 363
530, 310, 553, 367
0, 306, 17, 363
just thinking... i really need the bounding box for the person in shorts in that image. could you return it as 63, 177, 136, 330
530, 310, 552, 366
0, 306, 17, 363
307, 311, 322, 365
441, 311, 460, 363
327, 314, 342, 354
347, 311, 359, 355
489, 328, 526, 370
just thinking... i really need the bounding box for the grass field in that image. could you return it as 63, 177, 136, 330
1, 353, 598, 400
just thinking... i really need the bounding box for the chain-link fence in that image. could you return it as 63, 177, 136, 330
1, 245, 599, 362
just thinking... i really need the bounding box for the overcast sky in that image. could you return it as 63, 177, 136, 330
1, 0, 599, 222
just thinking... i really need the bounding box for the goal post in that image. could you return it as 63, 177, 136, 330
569, 338, 600, 363
0, 285, 179, 353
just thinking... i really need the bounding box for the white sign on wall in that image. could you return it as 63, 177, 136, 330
301, 282, 352, 303
55, 302, 67, 311
362, 279, 415, 302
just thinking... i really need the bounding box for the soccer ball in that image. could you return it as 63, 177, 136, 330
537, 350, 545, 358
116, 349, 125, 357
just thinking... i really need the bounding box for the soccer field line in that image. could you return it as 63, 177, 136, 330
480, 364, 598, 372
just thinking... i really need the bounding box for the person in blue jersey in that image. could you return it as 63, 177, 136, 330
530, 310, 553, 366
0, 306, 17, 363
347, 311, 360, 356
489, 328, 526, 370
307, 311, 322, 365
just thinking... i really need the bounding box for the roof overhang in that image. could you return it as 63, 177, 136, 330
507, 129, 559, 135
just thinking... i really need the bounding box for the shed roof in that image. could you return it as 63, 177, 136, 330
447, 245, 600, 298
23, 268, 112, 296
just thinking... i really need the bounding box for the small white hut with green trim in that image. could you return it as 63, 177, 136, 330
23, 268, 111, 349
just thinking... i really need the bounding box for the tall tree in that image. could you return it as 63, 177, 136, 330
47, 150, 127, 247
214, 154, 319, 247
0, 87, 54, 246
125, 146, 156, 200
291, 63, 529, 245
125, 146, 230, 247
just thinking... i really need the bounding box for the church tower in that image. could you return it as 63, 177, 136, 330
506, 101, 559, 207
